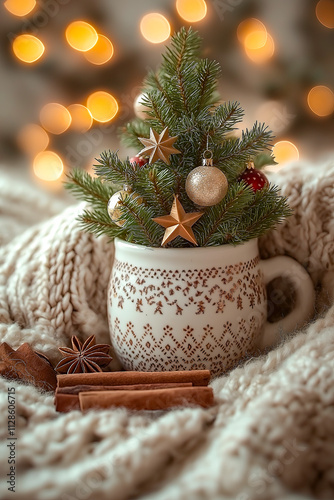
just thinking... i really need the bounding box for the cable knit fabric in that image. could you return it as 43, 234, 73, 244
0, 161, 334, 500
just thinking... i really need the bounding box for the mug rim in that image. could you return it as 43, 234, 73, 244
114, 237, 259, 257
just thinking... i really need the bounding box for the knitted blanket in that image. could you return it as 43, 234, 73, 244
0, 162, 334, 500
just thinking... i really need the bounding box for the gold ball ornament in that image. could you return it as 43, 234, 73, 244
185, 156, 228, 207
107, 188, 142, 227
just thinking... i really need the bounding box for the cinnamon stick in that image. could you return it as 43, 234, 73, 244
79, 386, 214, 411
58, 382, 193, 395
55, 393, 80, 412
57, 370, 211, 388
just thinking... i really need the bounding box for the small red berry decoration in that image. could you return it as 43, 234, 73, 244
129, 155, 148, 169
238, 161, 269, 192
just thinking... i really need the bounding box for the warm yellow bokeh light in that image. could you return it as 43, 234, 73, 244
272, 141, 299, 164
12, 34, 45, 63
307, 85, 334, 116
237, 18, 267, 44
244, 30, 268, 50
65, 21, 98, 52
68, 104, 93, 132
17, 124, 49, 156
87, 91, 119, 122
140, 13, 171, 43
176, 0, 207, 22
40, 103, 72, 135
244, 33, 275, 63
4, 0, 36, 16
83, 34, 114, 65
316, 0, 334, 28
33, 151, 64, 181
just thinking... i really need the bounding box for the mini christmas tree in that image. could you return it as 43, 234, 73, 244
66, 28, 291, 248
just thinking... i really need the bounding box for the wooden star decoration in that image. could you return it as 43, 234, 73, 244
153, 196, 204, 246
138, 127, 181, 165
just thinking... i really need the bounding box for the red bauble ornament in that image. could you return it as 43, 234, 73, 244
129, 156, 148, 169
238, 162, 269, 192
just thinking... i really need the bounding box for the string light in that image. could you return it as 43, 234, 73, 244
86, 91, 118, 122
237, 18, 267, 44
83, 34, 114, 65
4, 0, 36, 16
33, 151, 64, 181
68, 104, 93, 132
40, 103, 72, 134
307, 85, 334, 116
17, 124, 49, 156
316, 0, 334, 28
12, 34, 45, 63
65, 21, 98, 52
272, 141, 299, 164
140, 13, 171, 43
244, 33, 275, 63
176, 0, 207, 22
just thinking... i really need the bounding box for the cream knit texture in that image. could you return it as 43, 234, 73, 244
0, 162, 334, 500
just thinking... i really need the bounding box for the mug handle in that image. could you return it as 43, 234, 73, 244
257, 256, 315, 350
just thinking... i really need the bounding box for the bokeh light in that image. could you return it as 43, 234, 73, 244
140, 13, 171, 43
307, 85, 334, 116
65, 21, 98, 52
237, 18, 267, 44
134, 93, 151, 120
256, 101, 293, 134
87, 91, 118, 122
68, 104, 93, 132
40, 103, 72, 134
83, 34, 114, 65
12, 34, 45, 63
316, 0, 334, 28
272, 141, 299, 164
244, 30, 268, 50
17, 124, 49, 156
176, 0, 207, 22
4, 0, 36, 16
244, 33, 275, 63
33, 151, 64, 181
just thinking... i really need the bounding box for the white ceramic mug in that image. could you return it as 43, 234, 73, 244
107, 238, 315, 375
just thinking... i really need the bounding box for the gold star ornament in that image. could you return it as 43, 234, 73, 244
138, 127, 181, 165
153, 196, 204, 246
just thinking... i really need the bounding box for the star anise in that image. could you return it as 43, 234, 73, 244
55, 335, 112, 374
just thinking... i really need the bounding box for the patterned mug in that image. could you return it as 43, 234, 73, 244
107, 238, 315, 375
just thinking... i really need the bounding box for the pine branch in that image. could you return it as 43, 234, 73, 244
216, 122, 274, 180
64, 169, 115, 210
118, 195, 163, 246
207, 101, 244, 139
95, 150, 137, 186
120, 121, 151, 149
196, 183, 254, 246
144, 70, 176, 111
161, 27, 201, 76
79, 208, 126, 240
133, 166, 176, 212
192, 59, 221, 113
235, 185, 292, 241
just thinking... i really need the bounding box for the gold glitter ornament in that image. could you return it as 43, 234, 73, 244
107, 186, 142, 227
185, 152, 228, 207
